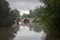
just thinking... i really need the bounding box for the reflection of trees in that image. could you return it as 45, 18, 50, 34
29, 26, 33, 31
34, 26, 41, 32
0, 25, 19, 40
29, 25, 41, 32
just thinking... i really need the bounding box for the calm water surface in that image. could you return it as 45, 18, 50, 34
0, 24, 46, 40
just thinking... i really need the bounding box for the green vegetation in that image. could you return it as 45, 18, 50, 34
21, 10, 36, 18
0, 0, 20, 26
29, 10, 37, 17
21, 14, 30, 18
33, 0, 60, 40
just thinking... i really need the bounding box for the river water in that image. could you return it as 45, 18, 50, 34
0, 23, 46, 40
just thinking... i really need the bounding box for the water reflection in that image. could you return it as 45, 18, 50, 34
14, 24, 46, 40
0, 25, 19, 40
29, 25, 41, 32
0, 24, 46, 40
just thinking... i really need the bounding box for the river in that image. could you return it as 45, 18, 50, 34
0, 23, 46, 40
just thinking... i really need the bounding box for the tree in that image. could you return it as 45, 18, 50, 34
38, 0, 60, 30
0, 0, 20, 26
7, 9, 20, 26
34, 0, 60, 40
0, 0, 10, 26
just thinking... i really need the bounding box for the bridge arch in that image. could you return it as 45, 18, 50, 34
23, 19, 29, 23
19, 18, 35, 24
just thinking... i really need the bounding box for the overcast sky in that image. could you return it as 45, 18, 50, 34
7, 0, 43, 10
7, 0, 44, 15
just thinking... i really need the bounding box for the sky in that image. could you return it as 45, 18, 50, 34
7, 0, 44, 15
20, 10, 29, 15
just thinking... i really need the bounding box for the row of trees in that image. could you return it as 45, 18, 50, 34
21, 10, 36, 18
33, 0, 60, 40
0, 0, 20, 26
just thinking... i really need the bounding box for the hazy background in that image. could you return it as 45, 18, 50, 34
7, 0, 43, 15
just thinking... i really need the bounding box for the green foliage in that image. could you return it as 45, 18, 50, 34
7, 9, 20, 26
21, 10, 36, 18
0, 0, 10, 26
34, 0, 60, 40
33, 0, 60, 29
38, 0, 60, 29
21, 14, 30, 18
30, 10, 36, 17
0, 0, 20, 26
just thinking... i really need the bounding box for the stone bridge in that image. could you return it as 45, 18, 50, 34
18, 18, 35, 24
